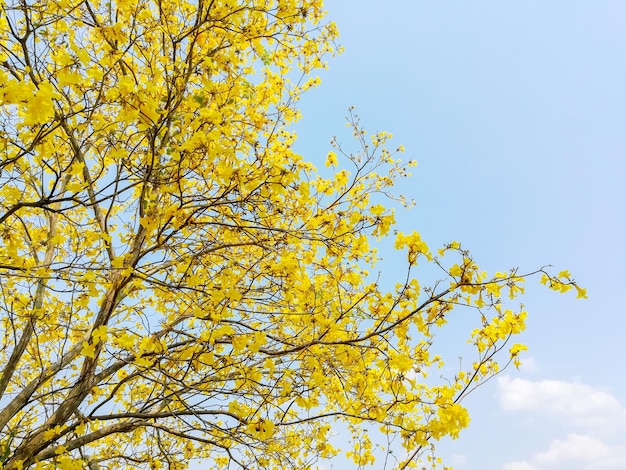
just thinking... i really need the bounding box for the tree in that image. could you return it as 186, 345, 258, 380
0, 0, 585, 469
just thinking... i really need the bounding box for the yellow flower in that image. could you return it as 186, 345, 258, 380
325, 151, 338, 167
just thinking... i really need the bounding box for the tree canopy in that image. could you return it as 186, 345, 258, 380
0, 0, 585, 468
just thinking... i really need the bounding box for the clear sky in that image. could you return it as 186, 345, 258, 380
292, 1, 626, 469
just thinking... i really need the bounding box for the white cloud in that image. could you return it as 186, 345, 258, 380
534, 433, 610, 464
590, 454, 626, 470
503, 461, 538, 470
497, 376, 626, 428
503, 434, 626, 470
499, 376, 626, 469
517, 355, 537, 373
449, 453, 468, 466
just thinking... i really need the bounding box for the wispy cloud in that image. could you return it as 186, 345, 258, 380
498, 376, 626, 469
504, 437, 626, 470
503, 461, 538, 470
497, 376, 626, 428
534, 433, 610, 465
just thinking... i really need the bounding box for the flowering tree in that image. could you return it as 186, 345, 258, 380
0, 0, 585, 468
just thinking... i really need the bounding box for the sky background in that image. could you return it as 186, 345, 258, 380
292, 1, 626, 469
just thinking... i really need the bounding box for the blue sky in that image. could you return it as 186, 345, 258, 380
292, 1, 626, 469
